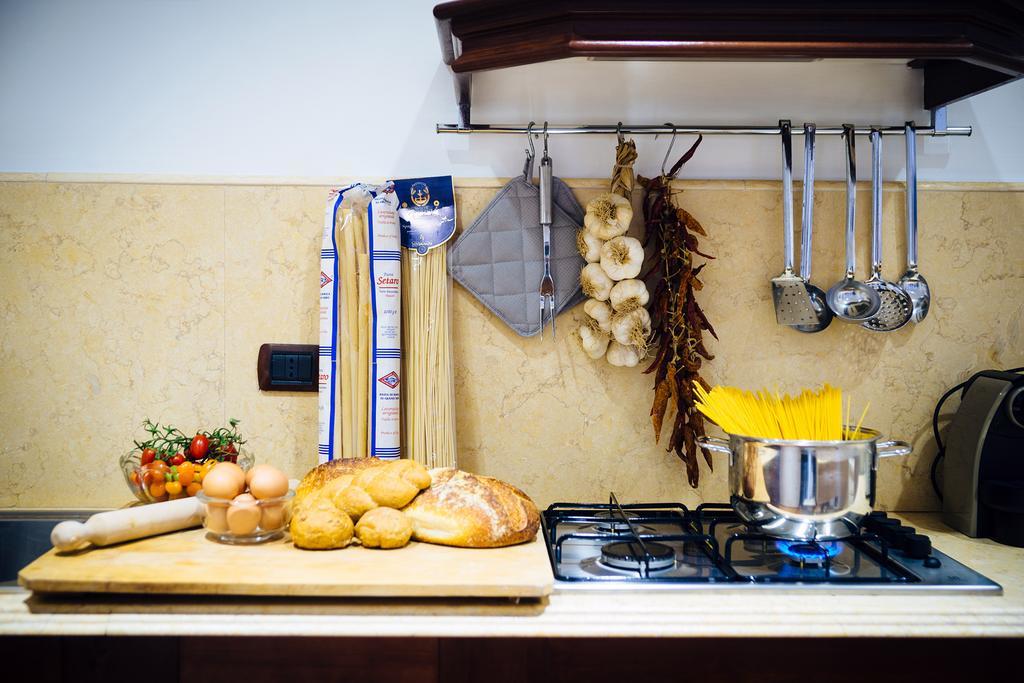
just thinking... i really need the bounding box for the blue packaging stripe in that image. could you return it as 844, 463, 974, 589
325, 190, 344, 460
368, 205, 378, 460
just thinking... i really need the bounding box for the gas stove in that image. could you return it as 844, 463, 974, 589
541, 495, 1002, 593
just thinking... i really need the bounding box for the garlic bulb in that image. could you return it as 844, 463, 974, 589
611, 307, 651, 357
583, 299, 613, 333
580, 263, 614, 301
609, 279, 649, 313
600, 236, 644, 281
606, 341, 640, 368
576, 229, 603, 263
584, 192, 633, 240
576, 324, 610, 360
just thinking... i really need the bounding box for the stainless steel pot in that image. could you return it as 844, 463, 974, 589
697, 428, 911, 540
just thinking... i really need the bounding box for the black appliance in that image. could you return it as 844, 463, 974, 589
942, 369, 1024, 547
542, 495, 1001, 592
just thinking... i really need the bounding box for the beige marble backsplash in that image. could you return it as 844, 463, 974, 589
0, 178, 1021, 510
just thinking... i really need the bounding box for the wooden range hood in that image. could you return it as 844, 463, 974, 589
433, 0, 1024, 127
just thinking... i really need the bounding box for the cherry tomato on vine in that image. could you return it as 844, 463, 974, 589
170, 453, 185, 466
177, 462, 195, 486
140, 448, 156, 465
224, 442, 237, 455
165, 480, 182, 496
189, 434, 210, 460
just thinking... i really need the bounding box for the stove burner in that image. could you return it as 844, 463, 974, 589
600, 541, 676, 573
591, 510, 641, 533
775, 540, 841, 565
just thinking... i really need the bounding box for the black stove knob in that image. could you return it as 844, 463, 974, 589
923, 556, 941, 569
879, 522, 914, 547
874, 517, 901, 531
862, 512, 889, 530
903, 533, 932, 560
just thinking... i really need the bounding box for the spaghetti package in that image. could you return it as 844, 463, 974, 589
318, 183, 401, 463
394, 176, 458, 468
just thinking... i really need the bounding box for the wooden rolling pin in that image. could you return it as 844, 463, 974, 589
51, 497, 206, 552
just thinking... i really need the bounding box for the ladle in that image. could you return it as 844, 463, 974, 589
792, 123, 833, 333
899, 122, 931, 323
827, 125, 881, 322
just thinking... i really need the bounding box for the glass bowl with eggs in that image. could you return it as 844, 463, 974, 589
196, 462, 294, 544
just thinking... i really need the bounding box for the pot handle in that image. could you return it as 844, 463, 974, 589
877, 439, 912, 458
697, 436, 731, 454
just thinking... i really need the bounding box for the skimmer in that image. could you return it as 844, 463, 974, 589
862, 129, 913, 332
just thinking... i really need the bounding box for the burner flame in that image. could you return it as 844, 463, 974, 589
775, 540, 841, 564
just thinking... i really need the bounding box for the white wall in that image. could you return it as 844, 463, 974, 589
2, 0, 1023, 182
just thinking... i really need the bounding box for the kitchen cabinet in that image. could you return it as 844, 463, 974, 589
434, 0, 1024, 125
1, 635, 1017, 682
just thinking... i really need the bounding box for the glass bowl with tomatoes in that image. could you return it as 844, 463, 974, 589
119, 418, 253, 503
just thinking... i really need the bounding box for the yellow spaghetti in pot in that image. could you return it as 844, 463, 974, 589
693, 383, 869, 441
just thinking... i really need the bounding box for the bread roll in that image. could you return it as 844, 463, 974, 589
290, 495, 354, 550
402, 469, 540, 548
355, 507, 413, 549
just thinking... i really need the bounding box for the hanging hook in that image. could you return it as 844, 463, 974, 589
661, 123, 677, 176
542, 121, 549, 159
616, 121, 624, 143
523, 121, 536, 180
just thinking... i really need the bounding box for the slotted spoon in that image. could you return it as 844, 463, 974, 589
792, 123, 833, 334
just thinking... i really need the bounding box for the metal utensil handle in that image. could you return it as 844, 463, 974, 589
780, 120, 795, 273
843, 124, 857, 277
696, 436, 732, 454
539, 155, 553, 226
905, 122, 918, 270
800, 123, 816, 280
876, 439, 913, 458
870, 128, 883, 275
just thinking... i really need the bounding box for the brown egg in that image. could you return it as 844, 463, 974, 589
203, 463, 245, 499
248, 465, 289, 500
205, 502, 229, 532
226, 495, 260, 535
260, 502, 285, 530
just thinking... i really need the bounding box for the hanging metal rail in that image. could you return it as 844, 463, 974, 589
435, 122, 971, 137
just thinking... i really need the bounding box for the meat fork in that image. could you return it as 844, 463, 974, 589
538, 134, 556, 339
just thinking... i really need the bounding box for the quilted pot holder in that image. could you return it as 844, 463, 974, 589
448, 173, 586, 337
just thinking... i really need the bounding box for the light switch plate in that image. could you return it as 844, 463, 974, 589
257, 343, 318, 392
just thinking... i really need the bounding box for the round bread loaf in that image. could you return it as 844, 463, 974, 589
402, 469, 540, 548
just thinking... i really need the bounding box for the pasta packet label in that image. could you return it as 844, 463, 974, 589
393, 176, 456, 254
317, 182, 402, 464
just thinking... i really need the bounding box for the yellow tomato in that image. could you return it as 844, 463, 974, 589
165, 480, 183, 496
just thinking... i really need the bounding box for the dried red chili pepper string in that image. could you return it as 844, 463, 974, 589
639, 135, 718, 488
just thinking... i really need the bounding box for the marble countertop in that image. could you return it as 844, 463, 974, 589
2, 514, 1022, 638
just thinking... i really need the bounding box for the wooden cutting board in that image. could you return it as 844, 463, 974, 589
19, 528, 553, 599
